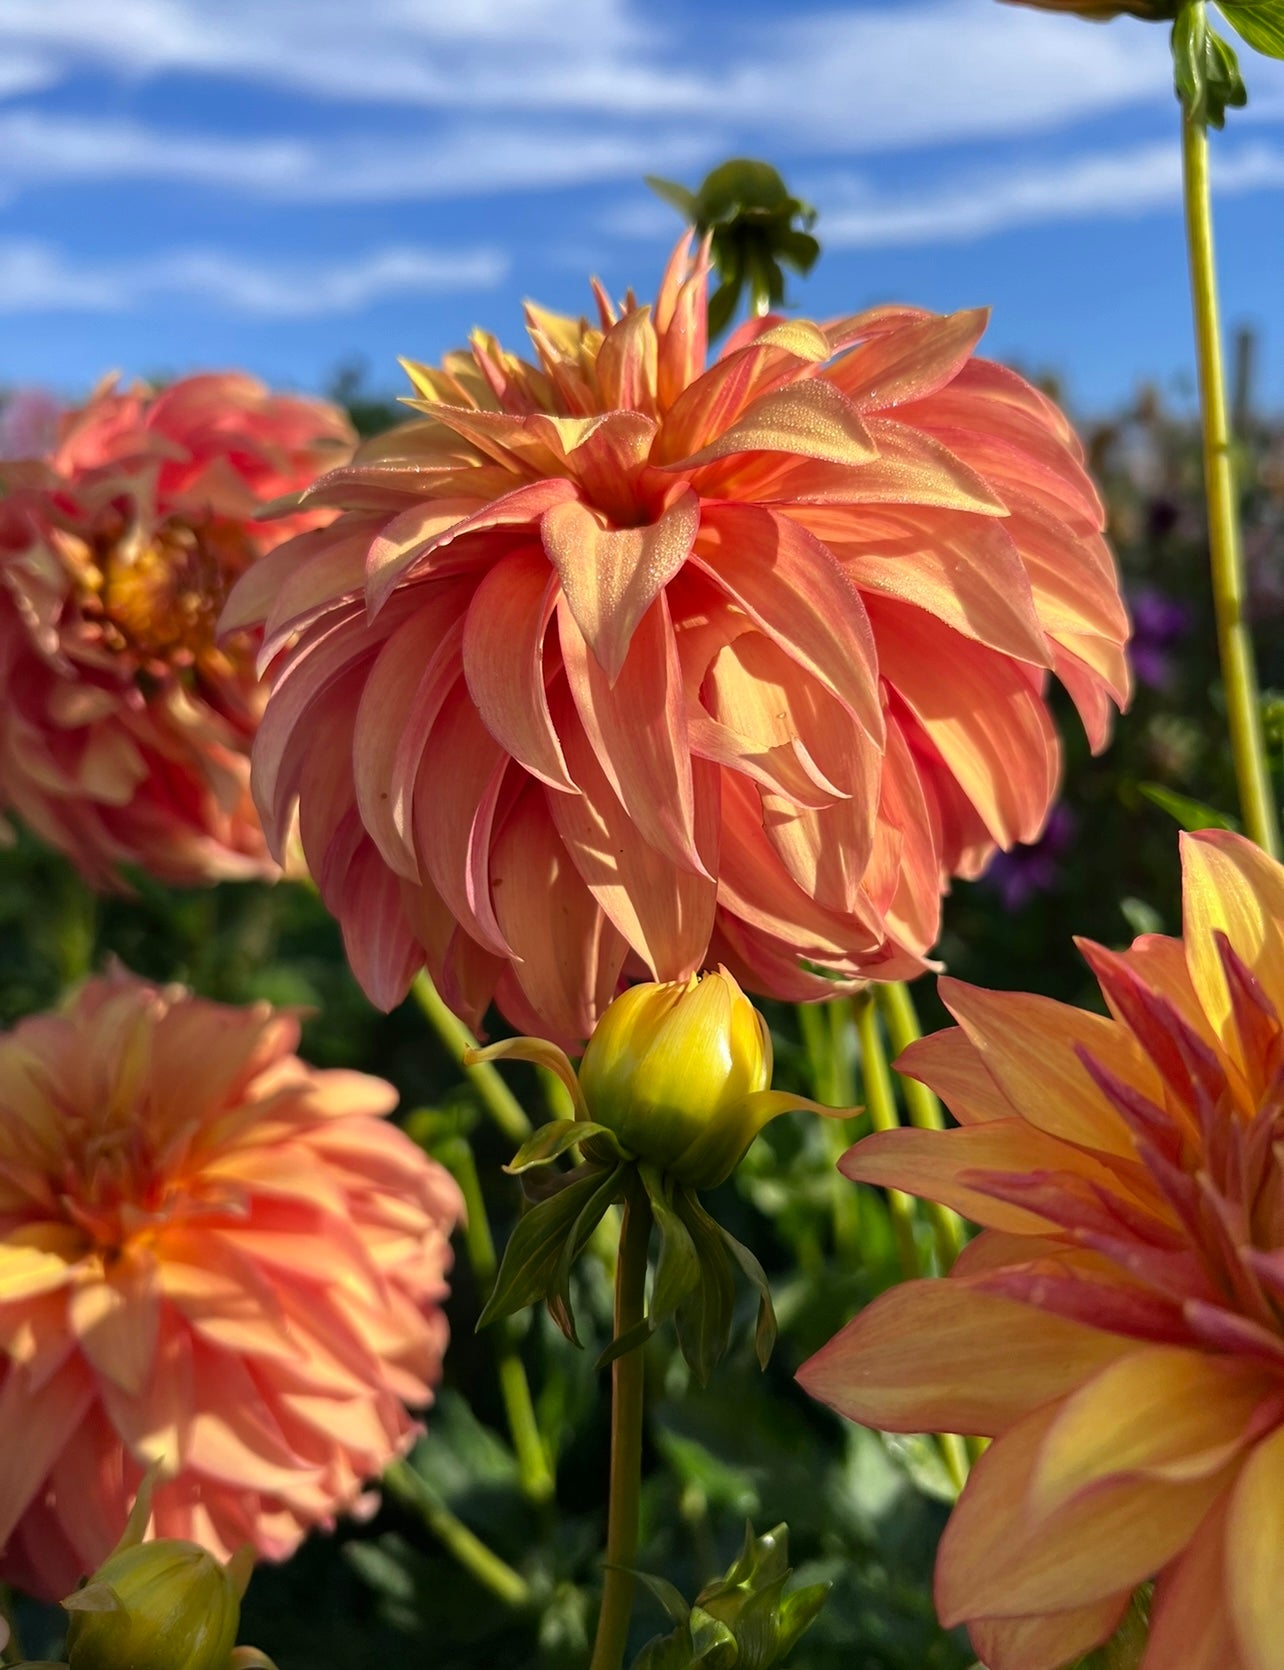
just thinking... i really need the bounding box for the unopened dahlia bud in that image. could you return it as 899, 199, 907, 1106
578, 969, 774, 1189
63, 1539, 246, 1670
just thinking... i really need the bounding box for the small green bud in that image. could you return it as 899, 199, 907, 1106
64, 1540, 243, 1670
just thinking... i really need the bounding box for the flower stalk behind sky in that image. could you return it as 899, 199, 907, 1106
0, 969, 462, 1603
225, 236, 1129, 1043
801, 829, 1284, 1670
0, 374, 353, 888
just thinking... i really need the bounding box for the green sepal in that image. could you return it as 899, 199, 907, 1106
597, 1167, 705, 1369
1217, 1, 1284, 59
477, 1163, 621, 1334
671, 1191, 737, 1386
1138, 782, 1238, 831
1172, 5, 1248, 126
546, 1164, 627, 1346
505, 1119, 626, 1175
718, 1225, 778, 1370
631, 1523, 829, 1670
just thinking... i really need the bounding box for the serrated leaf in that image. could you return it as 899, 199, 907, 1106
1138, 782, 1238, 831
1219, 0, 1284, 58
719, 1226, 778, 1370
478, 1164, 617, 1331
505, 1119, 623, 1174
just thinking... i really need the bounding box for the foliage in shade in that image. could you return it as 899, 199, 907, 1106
0, 374, 352, 889
801, 829, 1284, 1670
0, 969, 461, 1603
224, 237, 1128, 1043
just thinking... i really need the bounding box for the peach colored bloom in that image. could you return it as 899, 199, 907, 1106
0, 373, 353, 887
0, 968, 461, 1603
799, 830, 1284, 1670
224, 238, 1128, 1040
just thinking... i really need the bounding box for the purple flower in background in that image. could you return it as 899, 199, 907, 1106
983, 804, 1077, 912
0, 388, 61, 459
1128, 585, 1192, 691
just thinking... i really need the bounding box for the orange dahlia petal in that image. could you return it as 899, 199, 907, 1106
1226, 1424, 1284, 1670
797, 1280, 1128, 1438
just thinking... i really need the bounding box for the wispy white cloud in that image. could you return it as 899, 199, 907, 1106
815, 140, 1284, 248
0, 239, 509, 314
0, 0, 1232, 143
0, 111, 717, 203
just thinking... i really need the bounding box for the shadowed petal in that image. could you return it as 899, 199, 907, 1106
543, 489, 699, 682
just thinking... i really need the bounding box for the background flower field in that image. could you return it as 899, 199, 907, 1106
2, 360, 1278, 1669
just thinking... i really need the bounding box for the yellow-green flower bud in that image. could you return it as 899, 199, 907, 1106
578, 969, 775, 1189
63, 1539, 242, 1670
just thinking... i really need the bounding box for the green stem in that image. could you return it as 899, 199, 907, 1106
588, 1189, 653, 1670
410, 971, 532, 1144
1181, 87, 1281, 857
876, 983, 966, 1270
796, 1001, 833, 1102
383, 1460, 532, 1610
798, 1003, 862, 1259
853, 998, 919, 1282
446, 1141, 555, 1505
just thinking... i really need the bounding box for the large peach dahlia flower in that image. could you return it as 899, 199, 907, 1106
800, 830, 1284, 1670
226, 238, 1128, 1039
0, 969, 461, 1603
0, 374, 353, 887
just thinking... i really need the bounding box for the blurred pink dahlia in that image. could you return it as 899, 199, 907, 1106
0, 969, 461, 1602
0, 373, 353, 887
226, 238, 1129, 1041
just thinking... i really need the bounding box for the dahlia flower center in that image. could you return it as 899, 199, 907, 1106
73, 514, 250, 672
51, 1113, 204, 1254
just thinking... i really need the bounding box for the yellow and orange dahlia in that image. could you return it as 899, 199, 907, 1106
800, 829, 1284, 1670
225, 237, 1128, 1040
0, 373, 353, 887
0, 969, 461, 1603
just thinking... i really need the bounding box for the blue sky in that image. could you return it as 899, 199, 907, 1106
2, 0, 1283, 418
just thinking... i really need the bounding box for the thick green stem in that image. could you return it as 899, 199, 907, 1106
383, 1461, 532, 1610
876, 983, 966, 1270
588, 1190, 653, 1670
853, 998, 919, 1280
446, 1141, 555, 1504
410, 971, 532, 1144
1181, 90, 1280, 857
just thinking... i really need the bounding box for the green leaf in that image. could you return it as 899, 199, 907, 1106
598, 1168, 703, 1369
1218, 0, 1284, 58
642, 1167, 703, 1326
673, 1192, 737, 1385
719, 1225, 778, 1370
547, 1164, 628, 1345
645, 174, 700, 221
505, 1119, 624, 1174
1138, 782, 1239, 831
478, 1164, 618, 1331
635, 1571, 694, 1628
1172, 6, 1248, 126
